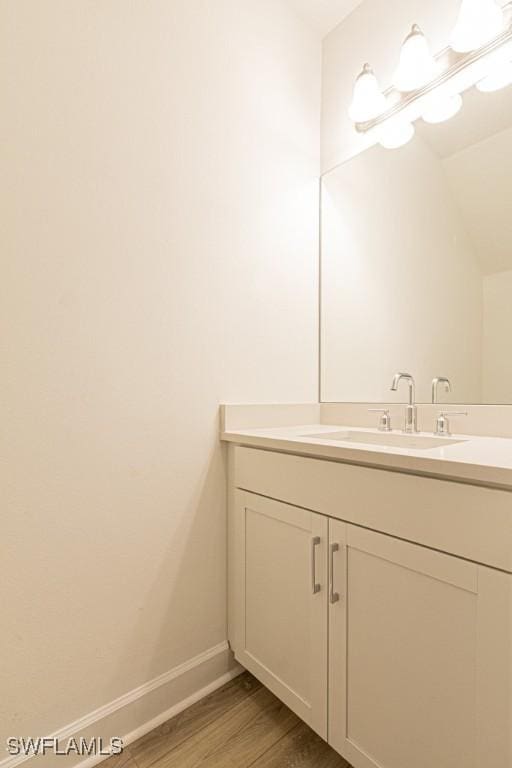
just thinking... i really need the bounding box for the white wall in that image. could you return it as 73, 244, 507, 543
321, 0, 461, 171
0, 0, 320, 747
483, 271, 512, 403
321, 137, 482, 403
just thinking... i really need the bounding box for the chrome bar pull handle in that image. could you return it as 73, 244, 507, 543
329, 543, 340, 604
311, 536, 321, 594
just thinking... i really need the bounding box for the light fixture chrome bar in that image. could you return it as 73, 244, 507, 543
355, 12, 512, 134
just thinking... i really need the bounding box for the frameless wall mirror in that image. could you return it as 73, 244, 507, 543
320, 85, 512, 404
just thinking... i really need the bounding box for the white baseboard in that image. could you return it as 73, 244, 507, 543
2, 642, 243, 768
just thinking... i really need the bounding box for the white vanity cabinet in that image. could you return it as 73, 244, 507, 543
328, 520, 512, 768
230, 490, 328, 738
228, 446, 512, 768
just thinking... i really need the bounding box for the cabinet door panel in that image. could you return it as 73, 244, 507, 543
329, 521, 512, 768
233, 490, 328, 738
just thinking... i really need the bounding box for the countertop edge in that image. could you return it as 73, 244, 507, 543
221, 430, 512, 492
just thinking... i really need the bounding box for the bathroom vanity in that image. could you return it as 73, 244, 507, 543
222, 405, 512, 768
221, 79, 512, 768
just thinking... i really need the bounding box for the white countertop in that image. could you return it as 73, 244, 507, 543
221, 423, 512, 490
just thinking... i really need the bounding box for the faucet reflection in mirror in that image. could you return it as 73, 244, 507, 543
348, 0, 512, 149
432, 377, 452, 404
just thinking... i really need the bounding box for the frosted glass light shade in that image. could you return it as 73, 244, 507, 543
477, 43, 512, 91
394, 25, 438, 92
378, 117, 415, 149
477, 62, 512, 91
349, 64, 387, 123
421, 92, 463, 123
450, 0, 504, 53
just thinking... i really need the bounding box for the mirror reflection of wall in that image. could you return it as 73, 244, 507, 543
321, 85, 512, 404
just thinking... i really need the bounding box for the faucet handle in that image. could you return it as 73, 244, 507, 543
369, 409, 392, 432
435, 411, 467, 437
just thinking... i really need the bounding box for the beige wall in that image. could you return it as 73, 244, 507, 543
1, 0, 320, 747
321, 138, 482, 403
483, 270, 512, 404
443, 124, 512, 277
321, 0, 461, 171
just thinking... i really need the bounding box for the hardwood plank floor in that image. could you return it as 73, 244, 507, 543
102, 672, 351, 768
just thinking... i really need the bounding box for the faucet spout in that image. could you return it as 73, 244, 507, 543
390, 372, 418, 433
432, 377, 452, 404
391, 372, 415, 406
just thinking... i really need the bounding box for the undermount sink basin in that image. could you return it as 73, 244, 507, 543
303, 430, 466, 450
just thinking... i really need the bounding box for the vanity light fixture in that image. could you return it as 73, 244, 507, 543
377, 117, 415, 149
451, 0, 504, 53
349, 0, 512, 149
476, 40, 512, 89
394, 25, 438, 92
421, 90, 463, 124
348, 64, 387, 123
477, 60, 512, 88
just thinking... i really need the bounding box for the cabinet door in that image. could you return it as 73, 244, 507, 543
231, 490, 328, 738
328, 520, 512, 768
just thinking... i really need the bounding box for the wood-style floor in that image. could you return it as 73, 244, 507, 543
102, 672, 351, 768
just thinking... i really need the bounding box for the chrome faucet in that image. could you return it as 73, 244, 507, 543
390, 372, 418, 433
432, 377, 452, 404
